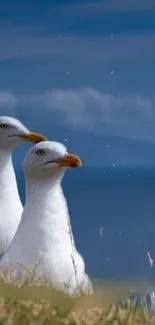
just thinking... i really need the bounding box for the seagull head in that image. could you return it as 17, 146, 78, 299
0, 116, 46, 150
23, 141, 82, 180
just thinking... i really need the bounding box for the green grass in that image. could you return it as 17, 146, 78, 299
0, 244, 154, 324
0, 278, 155, 324
0, 292, 155, 325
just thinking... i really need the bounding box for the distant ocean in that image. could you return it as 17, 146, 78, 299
16, 167, 155, 287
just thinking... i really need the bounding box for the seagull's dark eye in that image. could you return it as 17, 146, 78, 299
0, 123, 8, 129
36, 149, 45, 156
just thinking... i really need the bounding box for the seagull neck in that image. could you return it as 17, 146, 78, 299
24, 175, 75, 245
0, 148, 19, 192
0, 147, 12, 164
25, 177, 63, 205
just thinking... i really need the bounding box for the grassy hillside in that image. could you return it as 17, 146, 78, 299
0, 278, 155, 325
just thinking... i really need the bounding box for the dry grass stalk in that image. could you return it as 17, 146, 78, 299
147, 251, 154, 268
1, 236, 11, 283
67, 217, 79, 290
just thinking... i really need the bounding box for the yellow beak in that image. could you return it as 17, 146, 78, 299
46, 153, 82, 168
19, 131, 47, 144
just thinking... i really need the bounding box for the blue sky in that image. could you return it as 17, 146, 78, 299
0, 0, 155, 167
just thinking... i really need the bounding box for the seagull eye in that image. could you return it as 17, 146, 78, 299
36, 149, 45, 156
0, 123, 8, 129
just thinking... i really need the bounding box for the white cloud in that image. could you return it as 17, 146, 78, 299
30, 88, 154, 143
0, 88, 154, 143
0, 92, 18, 109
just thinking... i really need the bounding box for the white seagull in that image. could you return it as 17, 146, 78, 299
0, 141, 93, 295
0, 116, 46, 258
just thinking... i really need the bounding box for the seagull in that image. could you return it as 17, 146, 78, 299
0, 116, 46, 258
0, 141, 93, 295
